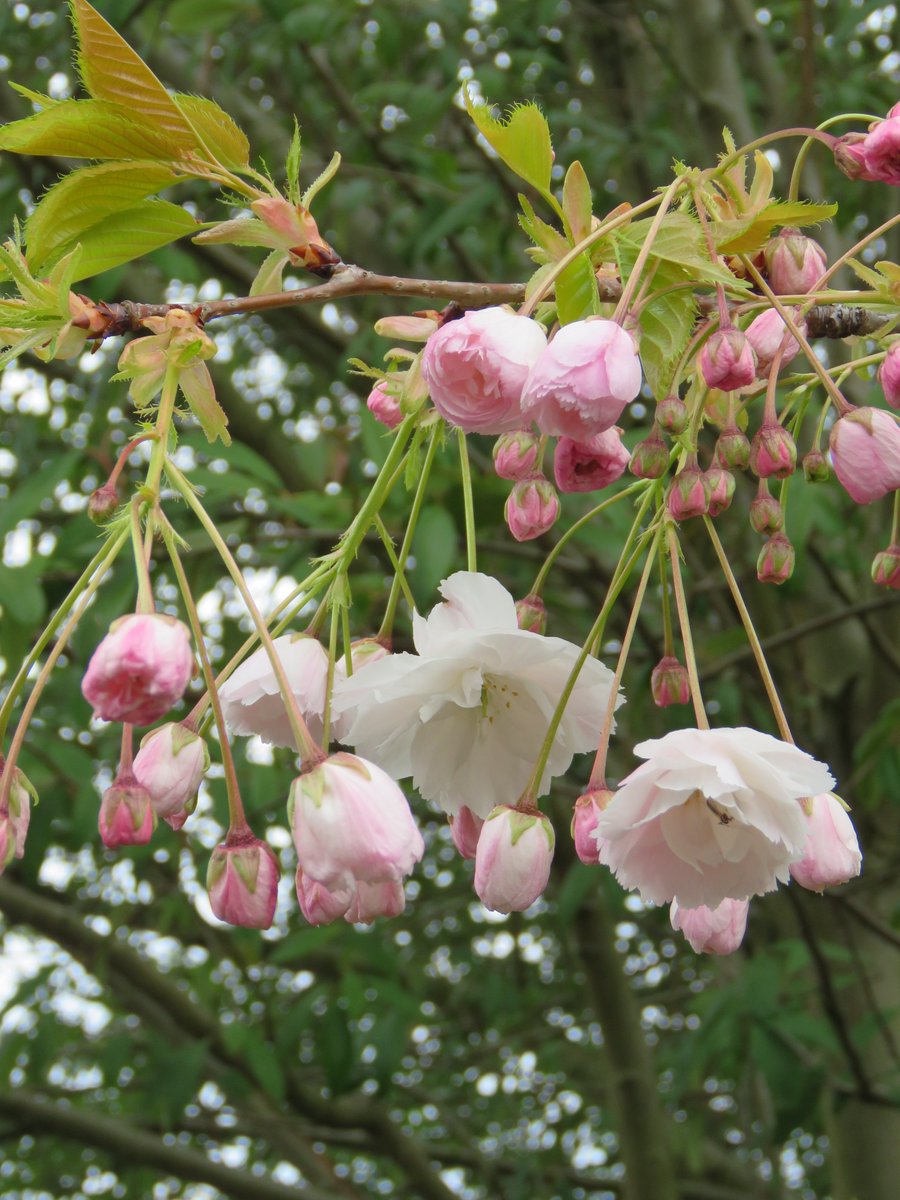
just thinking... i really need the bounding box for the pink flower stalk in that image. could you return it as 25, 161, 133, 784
745, 308, 803, 377
474, 804, 555, 913
289, 752, 424, 891
749, 421, 797, 479
520, 318, 643, 442
704, 467, 735, 517
207, 835, 280, 929
553, 427, 629, 493
504, 475, 560, 541
859, 111, 900, 186
670, 898, 749, 955
872, 544, 900, 590
514, 593, 546, 634
345, 880, 406, 924
666, 463, 709, 521
421, 307, 547, 434
295, 868, 352, 925
651, 656, 691, 708
82, 613, 194, 726
699, 327, 757, 391
493, 430, 541, 481
715, 425, 751, 471
219, 633, 329, 748
98, 772, 156, 848
656, 395, 689, 435
133, 722, 208, 819
790, 793, 862, 892
830, 407, 900, 504
367, 381, 403, 429
764, 229, 827, 295
879, 344, 900, 409
629, 427, 669, 479
449, 805, 484, 860
757, 533, 795, 585
571, 788, 613, 865
749, 480, 784, 534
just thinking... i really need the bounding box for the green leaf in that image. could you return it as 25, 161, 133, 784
555, 252, 600, 325
249, 250, 287, 296
638, 287, 698, 399
0, 98, 175, 161
714, 201, 838, 255
518, 195, 568, 260
26, 161, 184, 272
301, 149, 341, 208
463, 88, 554, 199
616, 212, 744, 289
285, 117, 302, 204
562, 160, 592, 243
58, 199, 199, 279
174, 95, 250, 169
70, 0, 196, 151
178, 362, 230, 445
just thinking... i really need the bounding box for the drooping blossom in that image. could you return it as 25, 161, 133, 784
345, 880, 406, 924
99, 772, 156, 848
474, 805, 554, 913
82, 613, 194, 725
421, 307, 547, 434
830, 407, 900, 504
872, 544, 900, 590
514, 593, 546, 634
219, 633, 329, 749
651, 656, 691, 708
629, 427, 669, 479
367, 381, 403, 429
745, 309, 803, 377
699, 327, 757, 391
449, 805, 484, 860
504, 475, 560, 541
571, 788, 613, 865
764, 229, 827, 295
553, 427, 629, 493
790, 793, 862, 891
656, 395, 689, 434
331, 571, 622, 817
670, 898, 749, 955
857, 107, 900, 186
750, 421, 797, 479
295, 868, 352, 925
757, 532, 795, 585
704, 467, 735, 517
880, 343, 900, 409
520, 318, 642, 442
802, 449, 830, 483
749, 480, 783, 534
595, 726, 834, 908
133, 722, 208, 820
0, 763, 35, 871
493, 430, 540, 481
666, 463, 709, 520
715, 425, 751, 471
289, 752, 424, 892
207, 835, 280, 929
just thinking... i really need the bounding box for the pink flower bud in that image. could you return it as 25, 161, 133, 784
332, 637, 391, 682
704, 467, 736, 516
833, 134, 877, 181
749, 421, 797, 479
872, 544, 900, 589
859, 114, 900, 186
656, 395, 689, 435
207, 835, 280, 929
493, 430, 541, 480
670, 898, 749, 955
764, 228, 827, 295
250, 195, 339, 271
82, 614, 194, 726
749, 480, 784, 534
571, 788, 613, 865
345, 880, 406, 924
219, 633, 329, 748
99, 772, 156, 848
289, 752, 424, 891
474, 804, 555, 913
133, 722, 208, 819
715, 425, 751, 471
504, 475, 560, 542
0, 761, 34, 870
367, 381, 403, 429
790, 793, 862, 891
515, 593, 546, 634
651, 656, 691, 708
629, 428, 669, 479
879, 343, 900, 409
88, 483, 119, 524
421, 307, 547, 434
757, 532, 795, 585
666, 463, 709, 521
745, 308, 803, 377
520, 318, 643, 442
699, 327, 757, 391
553, 427, 629, 493
373, 314, 437, 342
802, 448, 831, 483
830, 406, 900, 504
295, 868, 351, 925
449, 805, 484, 860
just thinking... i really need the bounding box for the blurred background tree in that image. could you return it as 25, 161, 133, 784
0, 1, 897, 1198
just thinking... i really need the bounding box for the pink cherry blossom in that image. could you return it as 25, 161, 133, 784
699, 327, 756, 391
670, 898, 749, 955
295, 868, 352, 925
474, 805, 555, 913
764, 230, 827, 295
98, 773, 156, 848
493, 430, 540, 481
133, 722, 208, 818
504, 475, 560, 541
860, 114, 900, 186
82, 613, 194, 726
345, 880, 406, 924
450, 805, 484, 860
789, 793, 862, 891
219, 633, 329, 749
207, 835, 280, 929
879, 343, 900, 409
553, 427, 629, 493
571, 789, 613, 865
745, 309, 803, 377
830, 407, 900, 504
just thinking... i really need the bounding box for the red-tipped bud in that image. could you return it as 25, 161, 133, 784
571, 788, 614, 865
872, 544, 900, 590
367, 381, 403, 430
801, 448, 830, 482
879, 343, 900, 410
656, 395, 689, 435
515, 593, 546, 634
749, 421, 797, 479
88, 483, 119, 524
504, 475, 560, 542
704, 467, 736, 517
208, 835, 280, 929
749, 480, 784, 535
764, 228, 827, 295
99, 772, 156, 848
666, 464, 709, 521
650, 655, 691, 708
629, 427, 669, 479
757, 532, 795, 585
493, 430, 541, 481
699, 327, 757, 391
715, 425, 751, 471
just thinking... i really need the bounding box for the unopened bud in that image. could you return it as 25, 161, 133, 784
504, 475, 560, 542
802, 448, 831, 483
571, 788, 614, 865
629, 426, 669, 479
493, 430, 541, 481
515, 593, 546, 634
666, 463, 709, 521
99, 772, 156, 848
88, 483, 120, 524
764, 228, 827, 295
704, 467, 736, 517
879, 343, 900, 410
367, 381, 403, 429
715, 425, 751, 471
656, 395, 689, 435
449, 805, 484, 860
757, 532, 795, 585
749, 480, 784, 535
700, 327, 757, 391
749, 421, 797, 479
650, 656, 691, 708
871, 544, 900, 590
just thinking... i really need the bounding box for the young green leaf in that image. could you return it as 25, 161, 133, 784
617, 212, 746, 289
518, 195, 568, 260
0, 98, 174, 161
714, 200, 837, 255
174, 96, 250, 170
301, 150, 341, 208
249, 250, 288, 296
562, 160, 592, 243
56, 199, 199, 280
463, 87, 554, 200
555, 253, 601, 325
285, 117, 302, 205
